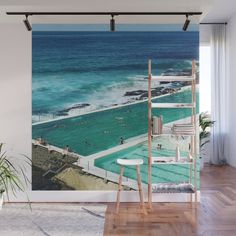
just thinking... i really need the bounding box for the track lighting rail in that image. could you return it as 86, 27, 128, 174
6, 11, 202, 32
6, 12, 202, 16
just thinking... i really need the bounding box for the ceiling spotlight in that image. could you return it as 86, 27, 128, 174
183, 14, 190, 31
110, 15, 115, 32
23, 15, 32, 31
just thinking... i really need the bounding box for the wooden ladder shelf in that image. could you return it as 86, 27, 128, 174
147, 59, 198, 208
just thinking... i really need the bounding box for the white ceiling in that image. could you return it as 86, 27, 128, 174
203, 0, 236, 22
0, 0, 235, 24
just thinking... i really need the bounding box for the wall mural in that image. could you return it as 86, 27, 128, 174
32, 24, 199, 191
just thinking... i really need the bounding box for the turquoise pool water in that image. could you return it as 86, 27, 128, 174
32, 89, 199, 156
94, 142, 200, 188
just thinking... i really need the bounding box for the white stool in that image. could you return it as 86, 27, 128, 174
116, 158, 146, 214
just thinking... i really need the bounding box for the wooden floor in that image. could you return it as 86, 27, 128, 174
104, 164, 236, 236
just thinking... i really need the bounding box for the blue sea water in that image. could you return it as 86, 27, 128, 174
32, 31, 199, 120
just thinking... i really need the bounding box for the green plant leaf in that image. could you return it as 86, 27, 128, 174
0, 143, 31, 205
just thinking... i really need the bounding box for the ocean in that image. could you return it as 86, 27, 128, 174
32, 31, 199, 122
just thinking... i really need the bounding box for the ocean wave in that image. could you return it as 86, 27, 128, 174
32, 61, 199, 123
32, 75, 147, 122
65, 75, 148, 114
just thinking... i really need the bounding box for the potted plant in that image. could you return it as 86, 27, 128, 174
0, 143, 30, 209
199, 112, 215, 170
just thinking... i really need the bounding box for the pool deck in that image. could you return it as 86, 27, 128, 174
32, 133, 148, 190
79, 134, 149, 190
32, 114, 196, 191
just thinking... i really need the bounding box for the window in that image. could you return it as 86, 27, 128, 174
200, 45, 211, 113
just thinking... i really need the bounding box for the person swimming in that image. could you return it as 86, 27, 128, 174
120, 137, 124, 145
157, 144, 162, 150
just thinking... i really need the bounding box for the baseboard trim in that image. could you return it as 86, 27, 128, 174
6, 190, 201, 203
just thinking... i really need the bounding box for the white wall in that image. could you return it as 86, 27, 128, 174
0, 23, 32, 201
0, 23, 31, 152
227, 13, 236, 167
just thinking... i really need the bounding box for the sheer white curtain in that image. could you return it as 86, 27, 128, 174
210, 24, 229, 165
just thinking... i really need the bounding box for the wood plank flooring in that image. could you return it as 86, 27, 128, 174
104, 164, 236, 236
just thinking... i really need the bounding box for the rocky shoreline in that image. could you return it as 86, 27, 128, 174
56, 103, 90, 116
34, 67, 199, 120
43, 83, 188, 118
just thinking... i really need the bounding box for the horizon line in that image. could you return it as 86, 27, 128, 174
32, 23, 199, 32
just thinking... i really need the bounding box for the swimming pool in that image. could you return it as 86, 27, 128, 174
32, 89, 199, 156
94, 141, 200, 188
